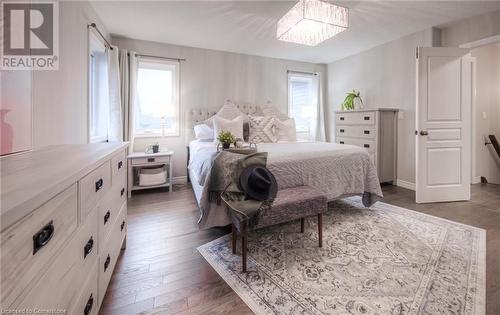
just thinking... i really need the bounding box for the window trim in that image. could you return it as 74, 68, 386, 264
287, 71, 319, 141
88, 29, 108, 144
134, 57, 181, 138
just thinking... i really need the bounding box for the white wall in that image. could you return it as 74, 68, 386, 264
32, 1, 109, 147
471, 44, 500, 184
441, 9, 500, 47
327, 29, 434, 185
112, 37, 327, 179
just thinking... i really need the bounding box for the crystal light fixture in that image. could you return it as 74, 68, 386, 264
277, 0, 348, 46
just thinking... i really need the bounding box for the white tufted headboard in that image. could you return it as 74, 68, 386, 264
185, 101, 264, 142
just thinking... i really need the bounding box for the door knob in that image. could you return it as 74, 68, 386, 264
420, 130, 428, 136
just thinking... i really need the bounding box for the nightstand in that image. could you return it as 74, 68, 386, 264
127, 151, 174, 197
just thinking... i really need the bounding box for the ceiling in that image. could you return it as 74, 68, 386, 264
90, 1, 500, 64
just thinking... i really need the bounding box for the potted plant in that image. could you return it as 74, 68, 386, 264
341, 90, 363, 111
217, 131, 236, 149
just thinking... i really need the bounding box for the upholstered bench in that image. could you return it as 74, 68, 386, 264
226, 185, 328, 273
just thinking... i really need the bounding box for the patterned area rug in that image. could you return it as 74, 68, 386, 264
198, 199, 486, 315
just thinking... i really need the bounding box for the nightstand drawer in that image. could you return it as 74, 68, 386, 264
131, 155, 170, 165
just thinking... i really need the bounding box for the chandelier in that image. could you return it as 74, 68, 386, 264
277, 0, 349, 46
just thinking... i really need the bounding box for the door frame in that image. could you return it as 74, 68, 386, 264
460, 35, 500, 184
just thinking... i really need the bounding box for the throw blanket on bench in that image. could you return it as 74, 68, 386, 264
195, 151, 269, 227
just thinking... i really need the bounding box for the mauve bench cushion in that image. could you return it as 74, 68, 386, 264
255, 186, 327, 229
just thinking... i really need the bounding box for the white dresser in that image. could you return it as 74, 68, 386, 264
334, 108, 398, 183
0, 143, 128, 315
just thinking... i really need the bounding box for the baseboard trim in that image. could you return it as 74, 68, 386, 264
396, 179, 416, 191
172, 176, 188, 184
472, 176, 482, 184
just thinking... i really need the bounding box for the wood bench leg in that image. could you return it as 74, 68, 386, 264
300, 218, 305, 233
318, 213, 323, 248
232, 224, 237, 254
242, 234, 247, 273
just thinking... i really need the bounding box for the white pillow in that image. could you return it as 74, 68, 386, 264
194, 123, 214, 140
213, 115, 244, 141
275, 118, 297, 142
248, 115, 277, 143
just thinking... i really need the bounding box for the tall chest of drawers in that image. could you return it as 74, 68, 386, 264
334, 108, 398, 183
1, 143, 128, 314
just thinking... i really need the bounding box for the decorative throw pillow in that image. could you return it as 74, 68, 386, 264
261, 104, 289, 121
194, 123, 214, 140
248, 115, 277, 143
213, 115, 244, 141
275, 118, 297, 142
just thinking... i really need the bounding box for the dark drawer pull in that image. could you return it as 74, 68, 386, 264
147, 157, 155, 162
340, 129, 344, 133
104, 211, 110, 225
121, 220, 125, 231
364, 130, 370, 134
118, 161, 123, 169
95, 178, 103, 192
84, 294, 93, 315
339, 117, 345, 121
84, 237, 94, 259
339, 141, 344, 144
104, 254, 111, 271
33, 220, 54, 255
121, 188, 125, 196
364, 116, 370, 120
364, 144, 370, 148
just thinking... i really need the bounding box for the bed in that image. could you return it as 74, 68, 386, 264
185, 106, 383, 229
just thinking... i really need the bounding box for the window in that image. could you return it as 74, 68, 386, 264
88, 31, 109, 143
135, 59, 180, 137
288, 72, 319, 140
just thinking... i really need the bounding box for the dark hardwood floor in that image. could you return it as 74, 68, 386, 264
99, 183, 500, 315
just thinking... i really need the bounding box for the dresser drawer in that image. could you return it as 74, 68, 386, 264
337, 138, 376, 153
111, 149, 127, 185
1, 184, 78, 307
99, 203, 127, 304
131, 155, 170, 165
79, 161, 111, 223
336, 126, 376, 139
14, 207, 98, 310
98, 179, 126, 254
336, 111, 376, 125
68, 262, 99, 315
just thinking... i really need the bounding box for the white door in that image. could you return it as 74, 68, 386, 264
416, 47, 472, 203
